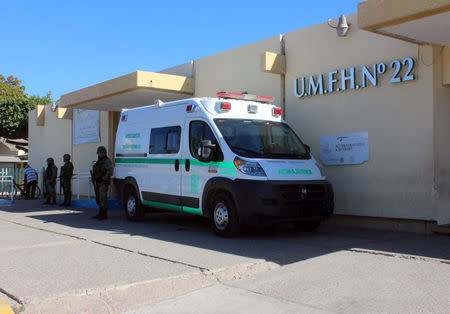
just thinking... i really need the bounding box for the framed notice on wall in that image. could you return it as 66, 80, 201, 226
320, 132, 369, 166
73, 109, 100, 145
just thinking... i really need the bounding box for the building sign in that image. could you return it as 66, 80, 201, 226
320, 132, 369, 166
73, 109, 100, 145
294, 57, 416, 99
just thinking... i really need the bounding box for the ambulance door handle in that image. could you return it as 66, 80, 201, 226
185, 159, 190, 172
174, 159, 180, 172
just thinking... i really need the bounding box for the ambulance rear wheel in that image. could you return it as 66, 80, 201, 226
125, 187, 144, 221
209, 192, 240, 237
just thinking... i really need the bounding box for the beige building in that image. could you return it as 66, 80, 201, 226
29, 0, 450, 229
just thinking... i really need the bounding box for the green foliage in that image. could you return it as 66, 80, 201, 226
0, 97, 32, 138
28, 91, 53, 107
0, 74, 26, 98
0, 75, 53, 139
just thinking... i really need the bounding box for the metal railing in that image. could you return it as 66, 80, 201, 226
0, 167, 25, 184
1, 170, 95, 201
72, 172, 92, 200
0, 176, 14, 200
39, 172, 93, 200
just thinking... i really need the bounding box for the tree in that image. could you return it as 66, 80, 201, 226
0, 74, 53, 139
0, 97, 33, 139
28, 92, 53, 107
0, 75, 26, 98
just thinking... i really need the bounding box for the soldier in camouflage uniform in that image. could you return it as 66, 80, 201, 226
60, 154, 74, 206
92, 146, 113, 220
43, 157, 58, 205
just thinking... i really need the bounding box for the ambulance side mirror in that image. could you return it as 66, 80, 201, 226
304, 144, 311, 152
200, 140, 216, 161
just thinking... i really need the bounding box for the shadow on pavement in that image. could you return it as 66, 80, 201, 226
1, 199, 449, 267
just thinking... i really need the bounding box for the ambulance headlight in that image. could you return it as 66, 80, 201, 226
234, 157, 266, 177
315, 161, 326, 177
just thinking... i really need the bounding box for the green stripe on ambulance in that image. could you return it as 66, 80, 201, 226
115, 158, 236, 169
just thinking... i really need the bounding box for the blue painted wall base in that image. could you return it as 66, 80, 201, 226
0, 199, 15, 206
62, 198, 124, 210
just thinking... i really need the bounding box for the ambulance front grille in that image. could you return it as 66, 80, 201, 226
279, 184, 326, 202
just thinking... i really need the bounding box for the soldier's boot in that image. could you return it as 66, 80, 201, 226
59, 195, 67, 206
91, 207, 103, 219
97, 207, 108, 220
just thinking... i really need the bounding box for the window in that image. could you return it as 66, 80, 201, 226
189, 121, 223, 161
149, 126, 181, 154
214, 119, 310, 159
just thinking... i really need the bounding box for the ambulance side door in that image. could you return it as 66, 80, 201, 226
141, 125, 183, 210
181, 119, 223, 216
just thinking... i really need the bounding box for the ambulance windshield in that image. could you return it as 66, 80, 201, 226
214, 119, 310, 159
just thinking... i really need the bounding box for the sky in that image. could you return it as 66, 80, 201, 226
1, 0, 360, 100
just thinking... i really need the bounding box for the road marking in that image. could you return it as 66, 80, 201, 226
0, 297, 13, 314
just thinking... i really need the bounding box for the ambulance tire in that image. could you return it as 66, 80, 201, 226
295, 220, 320, 232
124, 187, 144, 221
209, 192, 240, 237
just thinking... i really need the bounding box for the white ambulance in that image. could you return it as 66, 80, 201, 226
114, 92, 333, 236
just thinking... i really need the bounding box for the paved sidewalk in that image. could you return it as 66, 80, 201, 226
0, 200, 449, 313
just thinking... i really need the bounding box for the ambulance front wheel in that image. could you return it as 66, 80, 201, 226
209, 192, 240, 237
124, 187, 144, 221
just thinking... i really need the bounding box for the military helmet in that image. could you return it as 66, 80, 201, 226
97, 146, 107, 153
47, 157, 54, 163
63, 154, 71, 161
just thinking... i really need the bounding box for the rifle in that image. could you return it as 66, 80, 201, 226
43, 172, 47, 199
90, 169, 99, 202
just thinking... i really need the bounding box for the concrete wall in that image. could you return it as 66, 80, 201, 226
159, 61, 194, 78
194, 35, 283, 107
29, 106, 109, 197
433, 45, 450, 224
284, 14, 436, 221
28, 106, 72, 174
443, 45, 450, 85
72, 110, 110, 196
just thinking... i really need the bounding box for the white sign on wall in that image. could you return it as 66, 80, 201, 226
73, 109, 100, 145
320, 132, 369, 166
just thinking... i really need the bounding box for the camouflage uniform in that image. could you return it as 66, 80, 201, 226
44, 158, 58, 205
92, 146, 113, 219
60, 154, 74, 206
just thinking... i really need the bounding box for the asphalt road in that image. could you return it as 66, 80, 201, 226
1, 200, 449, 313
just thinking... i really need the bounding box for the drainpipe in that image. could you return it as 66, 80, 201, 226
280, 35, 286, 120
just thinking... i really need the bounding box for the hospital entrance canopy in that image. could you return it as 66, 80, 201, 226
358, 0, 450, 45
59, 71, 194, 111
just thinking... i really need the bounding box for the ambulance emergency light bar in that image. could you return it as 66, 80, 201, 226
217, 92, 275, 104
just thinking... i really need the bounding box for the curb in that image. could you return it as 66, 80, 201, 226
0, 297, 13, 314
432, 224, 450, 235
